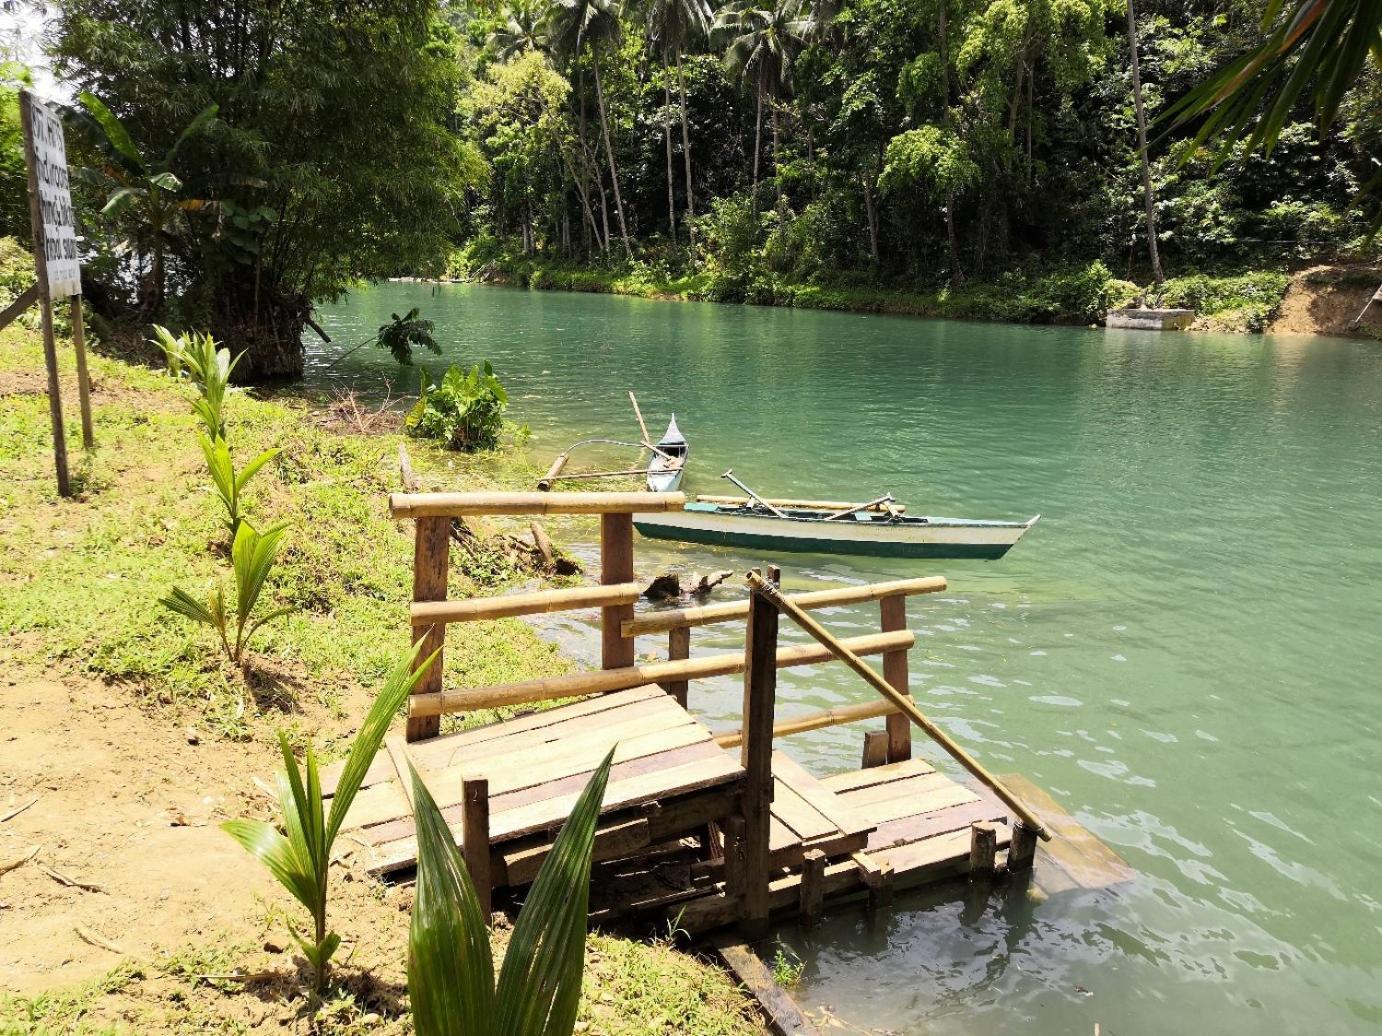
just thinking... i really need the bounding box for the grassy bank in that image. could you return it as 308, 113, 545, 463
446, 238, 1296, 332
0, 323, 765, 1034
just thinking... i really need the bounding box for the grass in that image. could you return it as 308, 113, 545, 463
0, 321, 768, 1034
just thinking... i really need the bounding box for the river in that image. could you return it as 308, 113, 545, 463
309, 281, 1382, 1035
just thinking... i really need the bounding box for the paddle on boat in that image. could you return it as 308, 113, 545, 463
633, 470, 1039, 560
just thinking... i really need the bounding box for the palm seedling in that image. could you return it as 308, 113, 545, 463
200, 432, 280, 539
151, 325, 242, 438
407, 747, 613, 1035
160, 519, 293, 664
222, 641, 441, 993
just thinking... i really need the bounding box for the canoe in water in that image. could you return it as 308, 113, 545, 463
634, 502, 1039, 560
645, 416, 688, 493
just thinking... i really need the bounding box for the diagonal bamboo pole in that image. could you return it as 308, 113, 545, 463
744, 570, 1051, 841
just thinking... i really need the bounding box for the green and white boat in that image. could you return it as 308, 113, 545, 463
634, 472, 1038, 560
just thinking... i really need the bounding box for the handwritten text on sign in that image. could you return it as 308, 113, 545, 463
27, 95, 82, 298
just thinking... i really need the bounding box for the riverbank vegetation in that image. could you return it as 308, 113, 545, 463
0, 318, 766, 1033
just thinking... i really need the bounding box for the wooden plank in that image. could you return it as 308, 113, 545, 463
768, 777, 835, 842
408, 515, 450, 741
820, 758, 937, 794
847, 781, 979, 827
771, 754, 875, 840
739, 574, 779, 934
712, 938, 822, 1036
623, 576, 946, 637
880, 595, 910, 762
874, 829, 979, 891
390, 491, 685, 518
996, 773, 1136, 890
601, 513, 636, 669
327, 686, 668, 795
866, 799, 1010, 853
412, 582, 644, 625
409, 631, 915, 717
462, 777, 491, 919
860, 731, 888, 769
834, 770, 955, 808
502, 816, 650, 886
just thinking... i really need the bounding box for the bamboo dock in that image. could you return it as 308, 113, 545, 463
320, 489, 1128, 942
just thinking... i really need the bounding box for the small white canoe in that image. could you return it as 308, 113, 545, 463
646, 416, 688, 493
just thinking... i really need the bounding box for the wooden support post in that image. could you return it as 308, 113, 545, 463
722, 814, 746, 907
879, 596, 911, 762
738, 567, 779, 935
666, 625, 690, 707
600, 512, 635, 669
408, 516, 450, 741
20, 94, 69, 498
860, 730, 888, 769
68, 297, 93, 448
1008, 820, 1038, 872
462, 776, 492, 922
969, 821, 998, 880
867, 859, 894, 912
799, 849, 826, 926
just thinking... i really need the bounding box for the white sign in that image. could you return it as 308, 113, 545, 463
27, 95, 82, 298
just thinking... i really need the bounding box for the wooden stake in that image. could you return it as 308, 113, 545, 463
969, 821, 998, 880
1009, 820, 1038, 871
19, 92, 69, 498
799, 848, 826, 926
462, 777, 492, 921
600, 512, 635, 669
408, 516, 449, 741
745, 571, 1051, 842
880, 596, 911, 762
738, 567, 779, 935
665, 625, 690, 707
860, 730, 888, 769
69, 296, 93, 448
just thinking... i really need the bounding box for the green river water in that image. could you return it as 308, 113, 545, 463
309, 282, 1382, 1035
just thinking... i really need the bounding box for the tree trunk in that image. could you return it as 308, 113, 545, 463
676, 52, 697, 256
861, 171, 878, 262
945, 186, 964, 284
751, 85, 763, 221
1126, 0, 1164, 291
592, 49, 632, 258
772, 101, 784, 221
664, 58, 677, 245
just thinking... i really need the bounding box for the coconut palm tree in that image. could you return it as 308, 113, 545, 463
546, 0, 633, 257
646, 0, 713, 249
716, 0, 818, 220
487, 2, 550, 60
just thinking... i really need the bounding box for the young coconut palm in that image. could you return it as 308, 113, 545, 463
407, 747, 613, 1035
160, 519, 293, 664
199, 433, 280, 539
223, 641, 440, 993
151, 325, 242, 438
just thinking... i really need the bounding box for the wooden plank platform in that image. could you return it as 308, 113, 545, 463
324, 685, 745, 876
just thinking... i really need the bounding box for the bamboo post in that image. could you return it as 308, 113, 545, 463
969, 822, 998, 880
799, 848, 826, 926
738, 566, 778, 935
537, 452, 569, 491
744, 571, 1051, 842
880, 596, 911, 762
600, 513, 635, 669
408, 516, 450, 741
19, 93, 69, 498
462, 776, 492, 921
860, 730, 888, 769
1008, 820, 1038, 871
68, 297, 92, 448
666, 626, 690, 707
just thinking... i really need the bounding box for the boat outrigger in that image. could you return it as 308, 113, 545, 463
536, 391, 687, 493
633, 470, 1039, 560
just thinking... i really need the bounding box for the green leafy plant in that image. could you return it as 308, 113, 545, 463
160, 520, 293, 663
770, 941, 804, 987
407, 746, 613, 1035
406, 362, 510, 452
222, 642, 439, 993
378, 307, 440, 365
199, 433, 279, 538
151, 326, 242, 438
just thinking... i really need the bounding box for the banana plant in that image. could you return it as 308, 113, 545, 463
200, 432, 279, 538
160, 519, 293, 663
407, 746, 613, 1035
222, 641, 441, 993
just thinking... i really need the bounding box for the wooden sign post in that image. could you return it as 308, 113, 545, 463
10, 89, 94, 496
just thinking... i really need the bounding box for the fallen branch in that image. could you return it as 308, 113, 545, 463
0, 797, 38, 823
40, 863, 106, 893
0, 844, 40, 876
75, 924, 124, 954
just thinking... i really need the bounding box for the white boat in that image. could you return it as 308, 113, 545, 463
645, 416, 688, 493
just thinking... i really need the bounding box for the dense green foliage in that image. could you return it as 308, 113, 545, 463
408, 362, 512, 451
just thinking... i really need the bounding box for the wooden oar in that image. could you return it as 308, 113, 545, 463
721, 470, 789, 519
745, 570, 1051, 842
822, 493, 896, 522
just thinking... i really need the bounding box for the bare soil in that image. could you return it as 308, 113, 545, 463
1269, 264, 1382, 336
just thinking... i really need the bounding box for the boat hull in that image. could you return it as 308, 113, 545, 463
634, 507, 1037, 560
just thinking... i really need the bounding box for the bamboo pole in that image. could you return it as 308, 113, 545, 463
410, 581, 644, 625
536, 452, 569, 491
390, 490, 684, 518
544, 467, 650, 482
407, 630, 914, 717
628, 390, 651, 445
621, 576, 947, 637
745, 570, 1051, 841
696, 494, 906, 513
713, 697, 898, 748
